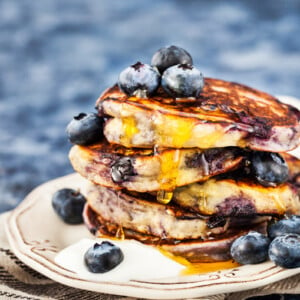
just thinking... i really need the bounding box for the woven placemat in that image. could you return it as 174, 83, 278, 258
1, 212, 300, 300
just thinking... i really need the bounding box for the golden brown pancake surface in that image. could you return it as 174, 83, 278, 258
96, 78, 300, 151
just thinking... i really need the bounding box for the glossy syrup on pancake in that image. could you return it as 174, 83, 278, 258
96, 78, 300, 152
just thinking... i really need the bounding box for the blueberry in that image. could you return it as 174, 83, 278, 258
207, 215, 227, 229
52, 188, 86, 224
269, 234, 300, 268
230, 231, 270, 264
249, 152, 288, 187
66, 113, 103, 145
268, 216, 300, 240
111, 157, 134, 183
118, 62, 160, 97
161, 64, 204, 98
84, 241, 124, 273
151, 45, 193, 74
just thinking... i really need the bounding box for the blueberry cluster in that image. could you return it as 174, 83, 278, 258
65, 45, 204, 146
230, 215, 300, 268
118, 45, 204, 98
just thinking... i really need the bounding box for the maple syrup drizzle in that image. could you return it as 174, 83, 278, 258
121, 117, 139, 144
157, 190, 173, 204
181, 260, 240, 275
114, 112, 246, 275
158, 248, 240, 275
156, 148, 181, 204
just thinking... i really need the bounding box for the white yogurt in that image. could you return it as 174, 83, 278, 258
55, 238, 185, 282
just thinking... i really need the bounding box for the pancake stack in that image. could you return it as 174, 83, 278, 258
69, 47, 300, 263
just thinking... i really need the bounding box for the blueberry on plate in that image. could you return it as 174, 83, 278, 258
249, 151, 288, 187
66, 113, 103, 145
268, 215, 300, 240
230, 231, 270, 264
52, 188, 86, 224
84, 241, 124, 273
269, 234, 300, 268
161, 64, 204, 98
118, 62, 160, 97
151, 45, 193, 74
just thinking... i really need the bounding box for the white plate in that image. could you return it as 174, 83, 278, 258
5, 172, 300, 300
5, 96, 300, 299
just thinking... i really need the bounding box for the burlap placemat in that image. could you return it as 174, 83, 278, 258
1, 212, 300, 300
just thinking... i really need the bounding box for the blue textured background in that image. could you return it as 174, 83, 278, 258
0, 0, 300, 212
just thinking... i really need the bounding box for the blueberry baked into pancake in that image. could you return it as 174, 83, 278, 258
67, 46, 300, 266
69, 141, 244, 192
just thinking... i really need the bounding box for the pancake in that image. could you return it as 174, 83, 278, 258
173, 178, 300, 216
83, 198, 269, 263
86, 182, 208, 240
96, 78, 300, 152
282, 151, 300, 192
69, 142, 243, 192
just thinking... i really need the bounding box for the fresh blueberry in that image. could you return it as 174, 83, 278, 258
84, 241, 124, 273
66, 113, 103, 145
111, 157, 134, 183
52, 188, 86, 224
249, 152, 288, 187
118, 62, 160, 97
268, 216, 300, 240
161, 64, 204, 98
269, 234, 300, 268
151, 45, 193, 74
230, 231, 270, 264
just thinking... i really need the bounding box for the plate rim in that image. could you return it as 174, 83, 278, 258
5, 173, 300, 299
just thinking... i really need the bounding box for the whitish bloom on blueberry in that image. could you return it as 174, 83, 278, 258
118, 62, 160, 97
269, 234, 300, 268
151, 45, 193, 74
84, 241, 124, 273
268, 215, 300, 240
249, 152, 288, 187
161, 64, 204, 98
52, 188, 86, 224
230, 231, 270, 265
66, 113, 103, 145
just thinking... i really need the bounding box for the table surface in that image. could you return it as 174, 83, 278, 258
0, 1, 300, 210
